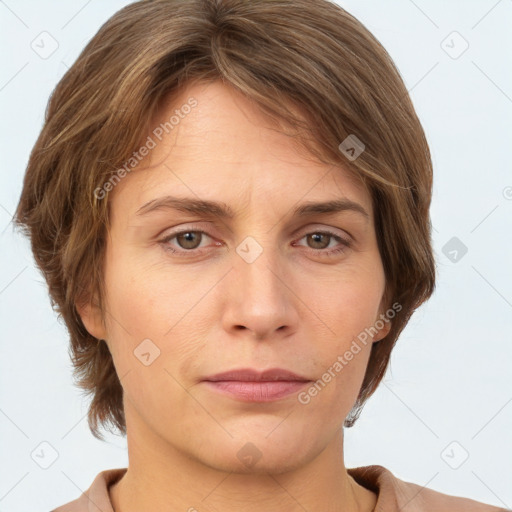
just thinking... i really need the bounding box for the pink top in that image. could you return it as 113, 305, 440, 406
51, 465, 508, 511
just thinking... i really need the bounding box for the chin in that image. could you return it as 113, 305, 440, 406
204, 447, 310, 476
189, 426, 320, 476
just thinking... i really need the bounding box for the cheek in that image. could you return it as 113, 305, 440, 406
309, 263, 385, 339
101, 253, 213, 385
103, 248, 194, 338
101, 264, 204, 425
297, 264, 383, 408
312, 330, 373, 392
294, 337, 373, 430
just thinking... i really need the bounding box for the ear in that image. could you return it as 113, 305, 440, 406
373, 291, 393, 342
76, 294, 108, 341
373, 316, 391, 342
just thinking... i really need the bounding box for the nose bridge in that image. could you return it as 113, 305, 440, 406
238, 236, 282, 297
223, 231, 297, 338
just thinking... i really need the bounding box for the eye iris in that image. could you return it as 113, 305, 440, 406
308, 233, 330, 249
177, 231, 201, 249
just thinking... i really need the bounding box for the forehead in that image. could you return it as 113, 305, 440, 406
108, 80, 372, 221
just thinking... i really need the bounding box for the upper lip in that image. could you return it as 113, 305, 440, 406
204, 368, 311, 382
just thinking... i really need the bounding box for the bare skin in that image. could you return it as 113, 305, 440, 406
79, 79, 390, 512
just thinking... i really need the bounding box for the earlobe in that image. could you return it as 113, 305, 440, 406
373, 314, 392, 343
374, 290, 393, 342
76, 296, 107, 341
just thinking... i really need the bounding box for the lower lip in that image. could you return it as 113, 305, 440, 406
203, 380, 310, 402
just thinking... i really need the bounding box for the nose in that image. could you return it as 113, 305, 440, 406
221, 244, 299, 341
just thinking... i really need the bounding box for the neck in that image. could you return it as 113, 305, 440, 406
109, 407, 376, 512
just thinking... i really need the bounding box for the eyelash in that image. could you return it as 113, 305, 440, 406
158, 228, 352, 258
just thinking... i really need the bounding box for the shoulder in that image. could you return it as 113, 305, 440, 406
50, 468, 127, 512
347, 464, 508, 511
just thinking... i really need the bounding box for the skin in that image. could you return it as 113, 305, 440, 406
79, 80, 391, 512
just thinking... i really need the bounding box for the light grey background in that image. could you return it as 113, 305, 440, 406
1, 0, 511, 510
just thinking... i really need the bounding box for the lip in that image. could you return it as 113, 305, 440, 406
202, 368, 312, 402
204, 367, 310, 382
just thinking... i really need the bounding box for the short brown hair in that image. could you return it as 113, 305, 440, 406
14, 0, 436, 439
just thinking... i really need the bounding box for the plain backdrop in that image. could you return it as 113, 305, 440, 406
1, 0, 511, 510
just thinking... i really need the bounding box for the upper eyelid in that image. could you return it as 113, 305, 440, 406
161, 222, 351, 238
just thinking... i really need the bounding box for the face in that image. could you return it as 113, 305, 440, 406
81, 80, 391, 474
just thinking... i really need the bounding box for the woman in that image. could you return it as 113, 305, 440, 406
14, 0, 506, 510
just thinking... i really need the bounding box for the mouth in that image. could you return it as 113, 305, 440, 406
202, 368, 312, 402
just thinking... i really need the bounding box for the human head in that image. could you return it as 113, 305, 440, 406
14, 0, 435, 440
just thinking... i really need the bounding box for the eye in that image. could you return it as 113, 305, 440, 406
158, 227, 352, 258
293, 230, 352, 256
159, 229, 217, 255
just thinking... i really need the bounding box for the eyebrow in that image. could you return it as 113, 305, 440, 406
136, 196, 369, 221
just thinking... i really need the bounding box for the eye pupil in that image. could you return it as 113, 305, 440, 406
308, 233, 330, 249
177, 231, 201, 249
